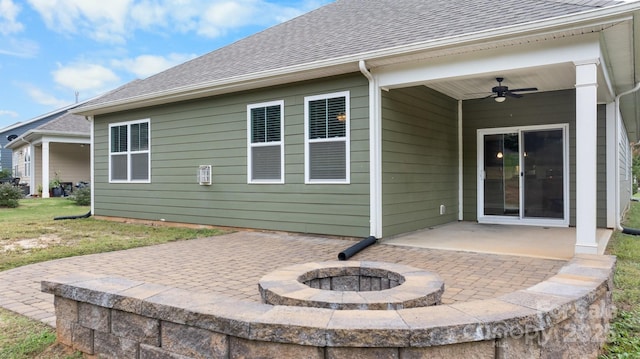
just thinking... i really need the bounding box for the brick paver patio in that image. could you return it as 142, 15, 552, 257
0, 231, 566, 327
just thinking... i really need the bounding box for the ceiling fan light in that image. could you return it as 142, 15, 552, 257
495, 96, 506, 103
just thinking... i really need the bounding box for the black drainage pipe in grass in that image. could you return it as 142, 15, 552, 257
54, 211, 92, 221
622, 227, 640, 235
338, 236, 377, 260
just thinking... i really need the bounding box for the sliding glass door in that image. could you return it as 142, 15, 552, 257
478, 125, 568, 225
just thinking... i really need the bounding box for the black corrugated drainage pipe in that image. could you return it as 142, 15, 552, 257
54, 211, 92, 220
622, 227, 640, 235
338, 236, 377, 260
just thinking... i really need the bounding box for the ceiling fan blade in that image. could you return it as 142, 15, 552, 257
465, 92, 493, 95
509, 87, 538, 92
505, 91, 523, 98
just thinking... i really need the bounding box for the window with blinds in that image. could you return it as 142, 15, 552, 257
109, 119, 150, 183
247, 100, 284, 183
304, 91, 350, 183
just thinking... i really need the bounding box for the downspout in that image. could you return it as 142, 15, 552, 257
458, 100, 463, 221
359, 60, 382, 238
86, 116, 95, 217
614, 82, 640, 230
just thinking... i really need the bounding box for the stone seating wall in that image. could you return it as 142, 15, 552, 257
41, 254, 615, 358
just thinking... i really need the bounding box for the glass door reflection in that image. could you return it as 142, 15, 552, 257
483, 133, 520, 216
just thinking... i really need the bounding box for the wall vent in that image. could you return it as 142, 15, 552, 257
198, 165, 212, 185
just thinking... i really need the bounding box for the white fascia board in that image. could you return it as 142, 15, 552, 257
75, 3, 638, 116
377, 34, 602, 88
43, 135, 91, 144
8, 131, 90, 148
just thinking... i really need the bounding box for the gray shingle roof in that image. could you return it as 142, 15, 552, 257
82, 0, 620, 109
37, 111, 90, 134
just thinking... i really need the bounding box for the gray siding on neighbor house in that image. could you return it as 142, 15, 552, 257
93, 74, 371, 237
381, 86, 459, 237
0, 115, 59, 172
462, 90, 607, 227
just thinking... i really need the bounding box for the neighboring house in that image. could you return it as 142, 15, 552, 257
0, 103, 81, 174
74, 0, 640, 255
4, 111, 90, 197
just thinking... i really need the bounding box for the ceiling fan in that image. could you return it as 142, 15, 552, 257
485, 77, 538, 102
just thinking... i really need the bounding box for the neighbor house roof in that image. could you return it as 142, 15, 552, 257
0, 102, 81, 135
76, 0, 629, 115
35, 111, 89, 134
5, 111, 89, 149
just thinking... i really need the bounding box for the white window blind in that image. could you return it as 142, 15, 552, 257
304, 91, 350, 183
247, 100, 284, 183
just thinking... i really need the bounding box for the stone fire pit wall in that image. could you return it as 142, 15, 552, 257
259, 261, 444, 310
42, 254, 615, 358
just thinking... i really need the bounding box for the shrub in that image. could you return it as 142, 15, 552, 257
0, 169, 12, 180
70, 186, 91, 206
0, 183, 23, 208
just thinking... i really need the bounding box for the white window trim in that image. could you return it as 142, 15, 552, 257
247, 100, 285, 184
304, 91, 350, 184
24, 147, 30, 177
108, 118, 151, 183
12, 152, 19, 177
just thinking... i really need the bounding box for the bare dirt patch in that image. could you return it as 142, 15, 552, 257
1, 234, 62, 253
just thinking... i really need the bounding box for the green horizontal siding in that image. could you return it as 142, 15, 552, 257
381, 86, 459, 237
93, 73, 371, 237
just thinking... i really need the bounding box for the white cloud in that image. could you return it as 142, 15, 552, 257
21, 84, 69, 108
52, 63, 121, 93
27, 0, 328, 42
0, 36, 38, 57
130, 0, 169, 29
0, 0, 23, 35
196, 0, 316, 38
111, 53, 197, 78
198, 1, 255, 38
27, 0, 131, 43
0, 110, 18, 118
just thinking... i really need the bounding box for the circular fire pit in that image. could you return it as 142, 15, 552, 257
258, 261, 444, 310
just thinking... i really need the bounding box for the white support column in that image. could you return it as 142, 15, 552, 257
574, 60, 599, 254
42, 141, 50, 199
29, 143, 36, 196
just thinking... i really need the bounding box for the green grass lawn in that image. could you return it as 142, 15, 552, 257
0, 198, 225, 272
0, 198, 226, 358
601, 201, 640, 358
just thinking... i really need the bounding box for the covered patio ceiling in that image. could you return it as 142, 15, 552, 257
390, 19, 639, 140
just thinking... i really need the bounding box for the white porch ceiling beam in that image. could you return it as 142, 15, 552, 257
377, 34, 602, 90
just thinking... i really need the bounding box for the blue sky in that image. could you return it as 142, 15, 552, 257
0, 0, 331, 129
